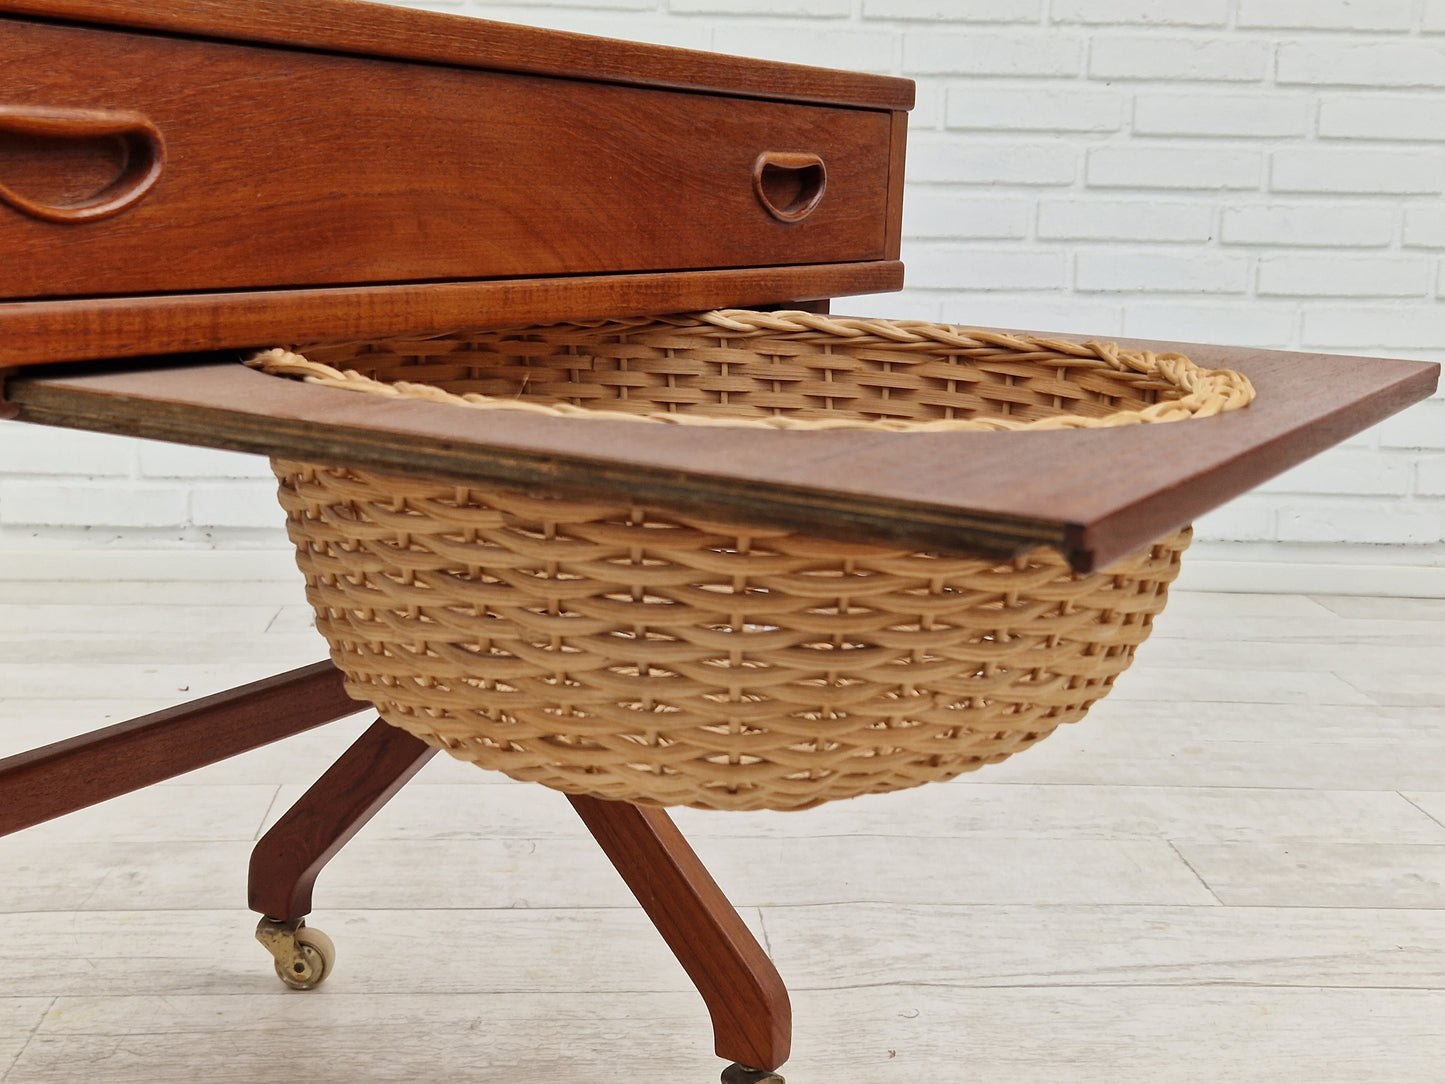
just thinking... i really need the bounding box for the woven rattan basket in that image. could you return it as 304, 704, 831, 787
252, 310, 1254, 811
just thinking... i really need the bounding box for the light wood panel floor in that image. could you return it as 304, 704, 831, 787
2, 567, 1444, 1082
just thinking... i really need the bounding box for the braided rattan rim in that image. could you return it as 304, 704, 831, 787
247, 309, 1255, 431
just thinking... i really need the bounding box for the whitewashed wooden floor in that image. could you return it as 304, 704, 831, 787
2, 567, 1444, 1083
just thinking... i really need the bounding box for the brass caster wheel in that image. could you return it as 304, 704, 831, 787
255, 917, 336, 990
721, 1064, 785, 1084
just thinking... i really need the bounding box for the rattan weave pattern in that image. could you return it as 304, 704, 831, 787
257, 310, 1247, 810
275, 459, 1190, 810
249, 308, 1254, 432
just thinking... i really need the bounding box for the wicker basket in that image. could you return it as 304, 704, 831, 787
252, 310, 1253, 811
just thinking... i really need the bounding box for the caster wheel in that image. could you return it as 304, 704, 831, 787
255, 918, 336, 990
275, 924, 335, 990
721, 1065, 785, 1084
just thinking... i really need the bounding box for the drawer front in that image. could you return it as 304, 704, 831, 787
0, 19, 894, 300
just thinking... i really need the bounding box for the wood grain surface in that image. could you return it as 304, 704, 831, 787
0, 0, 914, 110
884, 110, 908, 262
9, 338, 1436, 568
0, 661, 357, 836
569, 793, 792, 1072
248, 719, 437, 922
0, 264, 901, 367
1, 18, 893, 301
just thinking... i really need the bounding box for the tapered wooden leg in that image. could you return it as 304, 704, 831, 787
568, 794, 791, 1075
248, 718, 437, 922
251, 733, 790, 1071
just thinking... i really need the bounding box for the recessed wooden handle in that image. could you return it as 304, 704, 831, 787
0, 105, 165, 223
753, 152, 826, 223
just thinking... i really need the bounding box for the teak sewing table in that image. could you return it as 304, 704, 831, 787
0, 1, 1438, 1080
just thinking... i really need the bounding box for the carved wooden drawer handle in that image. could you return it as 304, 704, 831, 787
753, 152, 826, 223
0, 105, 165, 223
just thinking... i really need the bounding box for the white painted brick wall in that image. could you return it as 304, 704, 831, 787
0, 421, 284, 546
1075, 250, 1250, 293
1239, 0, 1416, 33
1089, 36, 1270, 81
946, 87, 1125, 131
1271, 147, 1445, 195
1420, 457, 1445, 495
863, 0, 1041, 20
1086, 146, 1263, 189
1276, 42, 1445, 87
1318, 93, 1445, 141
1405, 207, 1445, 248
1222, 203, 1395, 247
1052, 0, 1229, 27
1038, 199, 1214, 242
3, 0, 1442, 579
908, 135, 1079, 184
1256, 255, 1432, 297
907, 32, 1081, 75
1132, 91, 1312, 139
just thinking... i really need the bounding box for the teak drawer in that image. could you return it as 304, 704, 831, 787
0, 17, 893, 300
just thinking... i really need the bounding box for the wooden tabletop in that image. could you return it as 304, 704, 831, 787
7, 334, 1436, 571
0, 0, 913, 110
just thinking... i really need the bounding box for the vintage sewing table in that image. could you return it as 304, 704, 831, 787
0, 1, 1439, 1080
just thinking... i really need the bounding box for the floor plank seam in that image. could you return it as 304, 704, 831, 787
14, 900, 1444, 917
689, 901, 1300, 912
0, 904, 707, 916
785, 981, 1445, 994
